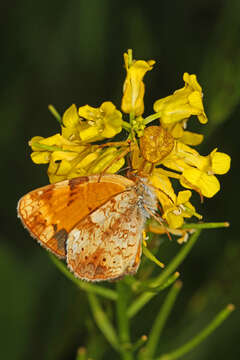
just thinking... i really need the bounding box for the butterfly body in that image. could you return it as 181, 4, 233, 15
18, 174, 158, 281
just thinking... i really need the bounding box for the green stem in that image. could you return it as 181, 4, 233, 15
48, 104, 62, 124
144, 281, 182, 359
122, 120, 132, 131
138, 272, 180, 295
142, 246, 164, 268
49, 254, 117, 301
157, 304, 235, 360
116, 282, 133, 360
88, 293, 120, 352
133, 272, 180, 294
143, 112, 161, 125
182, 222, 229, 229
132, 335, 148, 353
127, 230, 201, 318
155, 272, 180, 293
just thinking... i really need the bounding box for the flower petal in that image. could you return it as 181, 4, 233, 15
211, 151, 231, 175
31, 151, 50, 164
121, 53, 155, 116
181, 168, 220, 197
180, 131, 204, 145
165, 212, 184, 229
177, 190, 192, 205
62, 104, 79, 128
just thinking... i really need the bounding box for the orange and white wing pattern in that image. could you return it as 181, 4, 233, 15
66, 189, 145, 281
17, 174, 134, 258
18, 173, 158, 281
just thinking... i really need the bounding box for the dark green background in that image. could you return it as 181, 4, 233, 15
1, 1, 239, 359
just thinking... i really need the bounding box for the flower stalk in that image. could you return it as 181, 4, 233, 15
156, 304, 235, 360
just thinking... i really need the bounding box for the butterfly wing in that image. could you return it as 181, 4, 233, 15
18, 174, 134, 257
66, 189, 145, 281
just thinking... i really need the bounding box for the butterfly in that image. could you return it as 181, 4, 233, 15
17, 174, 158, 281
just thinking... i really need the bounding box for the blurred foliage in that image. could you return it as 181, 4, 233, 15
1, 0, 239, 359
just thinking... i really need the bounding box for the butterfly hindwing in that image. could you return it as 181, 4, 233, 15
66, 189, 145, 281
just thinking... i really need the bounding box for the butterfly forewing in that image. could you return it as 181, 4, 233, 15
17, 175, 134, 258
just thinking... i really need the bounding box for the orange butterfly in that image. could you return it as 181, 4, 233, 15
17, 174, 158, 281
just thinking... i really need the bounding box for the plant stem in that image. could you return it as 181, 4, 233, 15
131, 335, 148, 353
122, 120, 132, 131
143, 112, 161, 125
143, 281, 182, 359
156, 304, 235, 360
127, 230, 201, 318
182, 222, 229, 229
49, 254, 117, 301
116, 281, 133, 360
142, 246, 165, 268
134, 272, 180, 294
155, 272, 180, 293
87, 293, 120, 352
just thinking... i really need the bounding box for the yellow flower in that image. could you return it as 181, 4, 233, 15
27, 51, 231, 240
61, 104, 81, 141
150, 170, 176, 209
167, 122, 204, 146
161, 142, 200, 173
78, 102, 123, 142
158, 141, 231, 198
61, 102, 123, 143
153, 72, 208, 125
180, 149, 231, 198
29, 134, 85, 163
150, 170, 202, 229
29, 134, 125, 183
162, 190, 202, 229
47, 146, 124, 183
147, 220, 190, 244
121, 52, 155, 116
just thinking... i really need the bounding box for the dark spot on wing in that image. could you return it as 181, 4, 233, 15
54, 228, 68, 251
53, 223, 58, 232
42, 188, 52, 201
67, 199, 74, 207
69, 176, 89, 190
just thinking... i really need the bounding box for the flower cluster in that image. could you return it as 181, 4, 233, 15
29, 50, 230, 242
